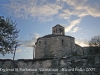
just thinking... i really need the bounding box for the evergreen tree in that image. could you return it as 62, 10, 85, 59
0, 16, 20, 56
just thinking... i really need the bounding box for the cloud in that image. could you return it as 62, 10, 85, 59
21, 33, 40, 47
75, 39, 89, 47
65, 18, 81, 32
16, 49, 22, 53
62, 0, 100, 18
34, 33, 40, 39
2, 0, 100, 22
2, 0, 62, 21
71, 27, 80, 32
59, 9, 72, 19
17, 33, 40, 54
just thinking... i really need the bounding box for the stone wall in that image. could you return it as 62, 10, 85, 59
0, 55, 100, 75
75, 44, 83, 56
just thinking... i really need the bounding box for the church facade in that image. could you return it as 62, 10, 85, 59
0, 24, 100, 75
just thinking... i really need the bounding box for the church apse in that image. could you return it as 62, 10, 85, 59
35, 24, 83, 59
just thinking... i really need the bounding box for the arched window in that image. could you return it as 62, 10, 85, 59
39, 41, 41, 45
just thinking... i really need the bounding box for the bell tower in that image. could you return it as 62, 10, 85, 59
52, 24, 65, 35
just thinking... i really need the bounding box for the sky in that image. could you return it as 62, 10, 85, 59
0, 0, 100, 59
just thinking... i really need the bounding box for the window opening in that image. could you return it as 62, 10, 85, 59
54, 30, 55, 33
39, 41, 41, 44
62, 39, 64, 45
56, 29, 57, 33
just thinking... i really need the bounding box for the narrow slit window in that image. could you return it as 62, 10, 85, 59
59, 28, 61, 33
54, 30, 55, 33
62, 39, 64, 45
56, 29, 57, 33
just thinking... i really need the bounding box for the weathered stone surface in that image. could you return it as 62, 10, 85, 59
0, 56, 100, 75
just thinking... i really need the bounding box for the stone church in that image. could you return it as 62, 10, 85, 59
0, 24, 100, 75
35, 24, 83, 59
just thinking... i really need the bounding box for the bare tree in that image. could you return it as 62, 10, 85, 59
89, 35, 100, 47
88, 35, 100, 55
